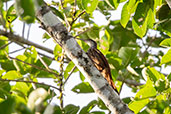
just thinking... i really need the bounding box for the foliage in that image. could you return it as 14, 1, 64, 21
0, 0, 171, 114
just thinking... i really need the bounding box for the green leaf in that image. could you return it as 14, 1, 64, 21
53, 105, 62, 114
82, 0, 99, 13
156, 4, 171, 21
112, 0, 127, 9
160, 38, 171, 47
87, 25, 100, 39
79, 72, 85, 81
64, 61, 75, 79
12, 82, 30, 97
161, 49, 171, 65
132, 16, 147, 38
108, 21, 138, 51
50, 6, 64, 20
64, 104, 79, 114
168, 73, 171, 81
15, 0, 35, 23
147, 67, 165, 83
79, 100, 97, 114
24, 46, 37, 64
155, 79, 170, 92
120, 0, 138, 27
0, 97, 15, 114
42, 32, 51, 42
72, 82, 94, 93
0, 36, 9, 57
15, 103, 32, 114
36, 70, 56, 78
97, 98, 107, 110
135, 78, 157, 99
31, 56, 52, 76
106, 52, 122, 70
13, 55, 27, 74
132, 2, 151, 38
118, 47, 139, 67
146, 8, 155, 29
0, 81, 11, 99
54, 44, 62, 61
6, 4, 17, 23
2, 70, 22, 80
0, 70, 5, 76
122, 97, 131, 104
128, 77, 157, 113
120, 2, 130, 28
159, 19, 171, 37
1, 60, 16, 71
129, 98, 149, 113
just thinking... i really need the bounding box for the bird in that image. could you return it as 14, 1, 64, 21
77, 38, 119, 94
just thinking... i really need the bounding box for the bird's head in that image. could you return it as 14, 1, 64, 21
76, 38, 97, 48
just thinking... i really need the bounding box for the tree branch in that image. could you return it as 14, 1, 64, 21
34, 2, 133, 114
0, 79, 60, 91
0, 29, 53, 54
117, 77, 143, 87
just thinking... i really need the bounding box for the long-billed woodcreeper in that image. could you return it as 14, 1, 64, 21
78, 38, 118, 94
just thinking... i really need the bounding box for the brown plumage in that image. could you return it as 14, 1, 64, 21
79, 39, 118, 94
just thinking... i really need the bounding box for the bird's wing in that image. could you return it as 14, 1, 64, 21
87, 48, 118, 93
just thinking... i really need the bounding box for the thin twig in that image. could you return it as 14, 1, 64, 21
27, 24, 31, 40
64, 66, 76, 85
141, 35, 156, 58
74, 27, 92, 38
0, 79, 60, 91
37, 54, 50, 70
59, 0, 71, 31
117, 76, 143, 87
70, 10, 86, 28
0, 29, 54, 54
22, 22, 25, 38
9, 47, 25, 54
0, 41, 12, 50
7, 55, 59, 77
59, 50, 65, 109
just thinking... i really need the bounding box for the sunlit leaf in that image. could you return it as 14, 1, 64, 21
161, 49, 171, 65
147, 67, 165, 83
129, 98, 149, 113
2, 70, 22, 80
160, 38, 171, 47
13, 55, 27, 74
6, 4, 17, 23
82, 0, 99, 13
64, 61, 75, 79
54, 44, 62, 61
121, 0, 138, 27
12, 82, 30, 96
135, 78, 157, 99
